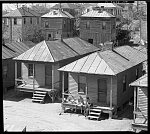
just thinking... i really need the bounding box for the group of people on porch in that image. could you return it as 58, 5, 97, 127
63, 95, 93, 116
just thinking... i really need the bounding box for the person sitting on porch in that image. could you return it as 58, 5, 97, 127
84, 97, 93, 117
77, 96, 85, 114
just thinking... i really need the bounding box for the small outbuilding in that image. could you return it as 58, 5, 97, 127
129, 74, 148, 132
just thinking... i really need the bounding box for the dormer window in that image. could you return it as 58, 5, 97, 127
53, 10, 57, 15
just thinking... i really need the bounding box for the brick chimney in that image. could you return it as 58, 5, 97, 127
101, 41, 114, 51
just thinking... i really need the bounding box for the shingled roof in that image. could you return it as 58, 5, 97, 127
58, 46, 147, 75
3, 6, 40, 17
81, 10, 115, 18
13, 37, 99, 62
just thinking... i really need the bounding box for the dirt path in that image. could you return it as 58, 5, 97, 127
3, 91, 134, 131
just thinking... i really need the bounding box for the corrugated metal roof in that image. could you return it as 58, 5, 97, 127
130, 74, 147, 87
58, 46, 147, 75
5, 41, 29, 56
3, 7, 40, 17
81, 10, 115, 18
13, 37, 99, 62
2, 45, 17, 59
41, 10, 74, 18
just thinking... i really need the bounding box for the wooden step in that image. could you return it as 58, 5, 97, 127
89, 112, 101, 116
32, 96, 44, 100
32, 99, 43, 102
34, 91, 47, 94
33, 94, 46, 97
88, 115, 99, 119
90, 109, 102, 112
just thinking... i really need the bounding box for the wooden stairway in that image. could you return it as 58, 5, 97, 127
88, 106, 102, 121
32, 90, 47, 104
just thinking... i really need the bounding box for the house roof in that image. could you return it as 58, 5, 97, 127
41, 9, 74, 18
51, 3, 79, 9
129, 74, 147, 87
2, 45, 17, 59
133, 45, 147, 55
58, 46, 147, 75
81, 10, 115, 18
13, 37, 99, 62
97, 3, 123, 8
3, 6, 40, 17
4, 41, 30, 56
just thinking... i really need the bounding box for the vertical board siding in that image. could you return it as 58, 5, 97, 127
53, 63, 60, 89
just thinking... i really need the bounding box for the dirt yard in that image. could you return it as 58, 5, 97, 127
3, 90, 134, 132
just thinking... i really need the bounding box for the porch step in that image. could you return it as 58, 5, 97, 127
32, 96, 44, 100
88, 115, 100, 119
34, 91, 47, 94
88, 107, 101, 121
32, 91, 47, 104
90, 112, 101, 116
33, 94, 46, 97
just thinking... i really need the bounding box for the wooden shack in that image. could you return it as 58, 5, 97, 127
129, 74, 148, 132
80, 9, 116, 48
41, 9, 74, 40
13, 37, 99, 103
58, 45, 147, 119
2, 6, 41, 42
2, 41, 29, 94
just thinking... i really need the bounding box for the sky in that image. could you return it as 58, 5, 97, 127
2, 3, 57, 11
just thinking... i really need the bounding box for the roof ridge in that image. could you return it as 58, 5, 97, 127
44, 40, 55, 62
97, 52, 115, 75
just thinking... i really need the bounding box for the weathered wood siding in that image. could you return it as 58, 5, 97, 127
117, 63, 143, 107
80, 17, 116, 47
22, 62, 45, 86
3, 59, 15, 93
68, 72, 117, 106
137, 87, 147, 118
68, 72, 79, 99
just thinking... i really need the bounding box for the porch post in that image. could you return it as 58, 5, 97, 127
109, 75, 113, 119
133, 87, 137, 124
15, 61, 17, 89
62, 71, 64, 103
52, 64, 54, 89
33, 63, 35, 90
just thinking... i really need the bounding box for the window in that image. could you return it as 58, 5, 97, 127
24, 18, 26, 24
14, 18, 17, 25
37, 17, 39, 24
88, 39, 93, 44
136, 68, 139, 79
123, 75, 127, 92
78, 75, 86, 93
3, 65, 8, 78
102, 21, 106, 29
28, 64, 33, 77
45, 21, 49, 28
64, 20, 66, 28
86, 21, 90, 29
30, 18, 32, 24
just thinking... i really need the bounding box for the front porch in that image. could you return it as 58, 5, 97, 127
15, 78, 60, 103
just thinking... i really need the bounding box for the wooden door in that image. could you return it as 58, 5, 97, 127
98, 78, 107, 103
45, 64, 52, 88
